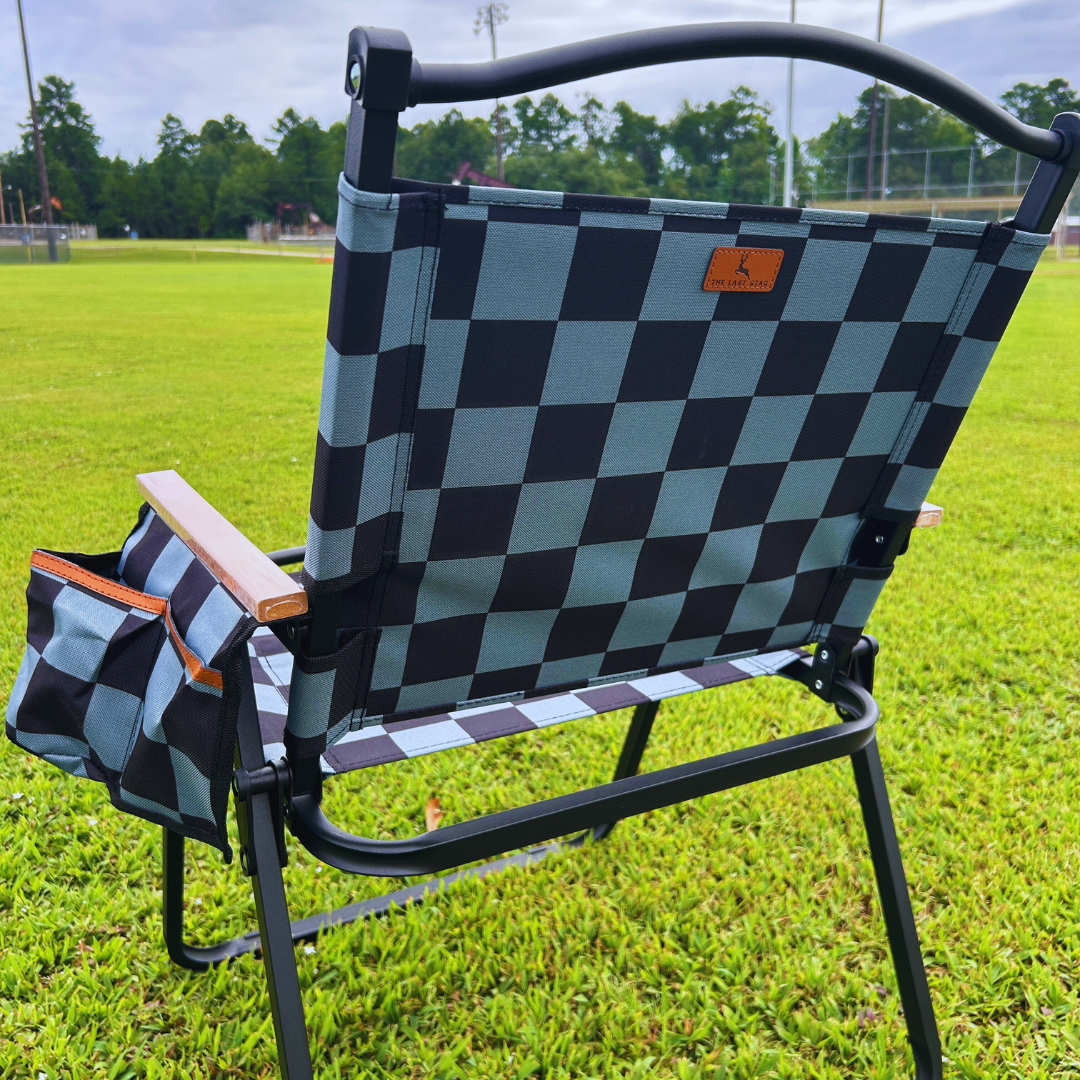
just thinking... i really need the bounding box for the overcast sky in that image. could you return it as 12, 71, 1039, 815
1, 0, 1077, 160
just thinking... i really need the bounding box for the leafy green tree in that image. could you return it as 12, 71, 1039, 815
96, 155, 139, 235
808, 85, 975, 201
322, 120, 348, 200
608, 102, 667, 189
272, 108, 341, 222
503, 142, 649, 195
501, 96, 650, 196
991, 79, 1080, 197
145, 115, 209, 236
396, 109, 494, 182
510, 94, 577, 152
33, 76, 103, 219
195, 114, 254, 213
2, 76, 104, 221
665, 88, 783, 203
1001, 78, 1080, 128
213, 140, 279, 235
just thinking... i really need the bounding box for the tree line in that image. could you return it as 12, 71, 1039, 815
810, 78, 1079, 202
1, 74, 1075, 238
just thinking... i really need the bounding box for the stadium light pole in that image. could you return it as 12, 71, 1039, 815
782, 0, 796, 207
15, 0, 57, 261
475, 4, 510, 181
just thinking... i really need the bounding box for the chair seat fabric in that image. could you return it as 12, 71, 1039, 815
250, 627, 804, 775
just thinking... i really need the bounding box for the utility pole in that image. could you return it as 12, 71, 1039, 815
475, 4, 509, 181
782, 0, 796, 207
0, 166, 5, 225
16, 0, 57, 261
865, 0, 885, 204
879, 0, 889, 202
881, 92, 890, 200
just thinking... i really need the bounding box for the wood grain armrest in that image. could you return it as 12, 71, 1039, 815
914, 502, 942, 528
136, 470, 308, 623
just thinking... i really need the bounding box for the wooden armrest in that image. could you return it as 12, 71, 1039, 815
136, 470, 308, 623
914, 502, 942, 528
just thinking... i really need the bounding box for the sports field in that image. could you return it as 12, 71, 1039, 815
1, 250, 1078, 1079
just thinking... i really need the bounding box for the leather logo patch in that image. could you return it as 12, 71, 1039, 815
703, 247, 784, 292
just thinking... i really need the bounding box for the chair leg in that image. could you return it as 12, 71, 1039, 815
229, 657, 314, 1080
163, 827, 262, 969
244, 783, 314, 1080
583, 700, 660, 843
163, 804, 313, 1080
851, 738, 943, 1080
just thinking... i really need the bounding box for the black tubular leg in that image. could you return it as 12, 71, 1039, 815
612, 700, 661, 781
851, 741, 942, 1079
245, 788, 314, 1080
846, 638, 942, 1079
162, 827, 196, 967
235, 665, 314, 1080
586, 700, 660, 842
163, 828, 263, 969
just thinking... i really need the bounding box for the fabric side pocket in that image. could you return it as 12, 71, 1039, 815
7, 550, 167, 787
114, 601, 230, 846
5, 546, 249, 855
285, 627, 380, 759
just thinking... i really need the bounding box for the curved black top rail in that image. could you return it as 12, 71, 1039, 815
408, 22, 1065, 162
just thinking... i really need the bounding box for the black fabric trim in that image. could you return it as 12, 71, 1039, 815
861, 505, 922, 525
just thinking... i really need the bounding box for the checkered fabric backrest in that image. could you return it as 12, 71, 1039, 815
295, 175, 1046, 750
6, 507, 255, 853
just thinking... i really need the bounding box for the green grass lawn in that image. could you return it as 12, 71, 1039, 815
1, 254, 1078, 1079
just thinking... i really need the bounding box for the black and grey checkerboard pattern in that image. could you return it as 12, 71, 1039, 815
249, 625, 804, 775
295, 176, 1046, 746
6, 508, 255, 852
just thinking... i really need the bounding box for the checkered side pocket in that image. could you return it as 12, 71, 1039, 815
296, 175, 1047, 738
5, 506, 257, 854
284, 627, 380, 759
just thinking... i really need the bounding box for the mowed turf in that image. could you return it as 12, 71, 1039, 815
1, 251, 1078, 1079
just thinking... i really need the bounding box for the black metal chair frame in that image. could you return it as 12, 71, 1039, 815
161, 23, 1080, 1080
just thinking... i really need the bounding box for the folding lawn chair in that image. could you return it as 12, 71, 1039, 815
7, 21, 1078, 1080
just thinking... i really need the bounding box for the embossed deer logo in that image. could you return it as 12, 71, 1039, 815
735, 252, 751, 279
